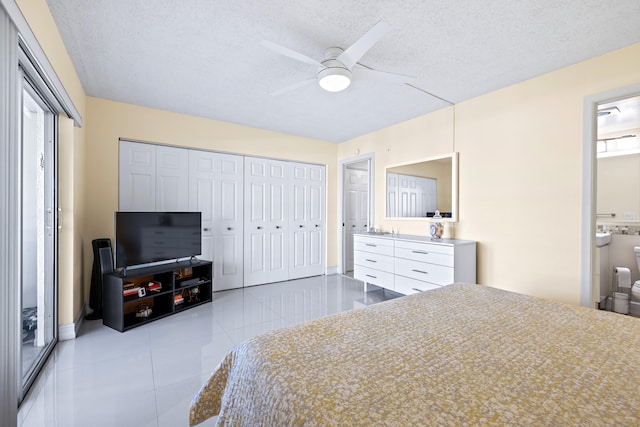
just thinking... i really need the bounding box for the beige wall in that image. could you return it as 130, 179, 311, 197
84, 97, 338, 302
340, 42, 640, 305
17, 0, 87, 326
19, 0, 640, 320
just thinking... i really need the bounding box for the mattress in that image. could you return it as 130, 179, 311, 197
190, 283, 640, 426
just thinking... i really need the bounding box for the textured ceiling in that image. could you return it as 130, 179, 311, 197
46, 0, 640, 143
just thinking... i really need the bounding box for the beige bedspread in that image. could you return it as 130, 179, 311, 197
190, 283, 640, 426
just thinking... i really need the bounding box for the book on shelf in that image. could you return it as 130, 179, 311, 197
123, 287, 140, 297
147, 281, 162, 292
174, 295, 184, 305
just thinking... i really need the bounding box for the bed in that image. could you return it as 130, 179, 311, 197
190, 283, 640, 426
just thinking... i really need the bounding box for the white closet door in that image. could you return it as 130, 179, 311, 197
344, 168, 368, 272
119, 141, 156, 211
217, 154, 244, 290
188, 150, 244, 291
244, 157, 289, 286
289, 163, 325, 279
156, 145, 189, 211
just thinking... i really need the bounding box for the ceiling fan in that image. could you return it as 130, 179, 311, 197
261, 21, 416, 95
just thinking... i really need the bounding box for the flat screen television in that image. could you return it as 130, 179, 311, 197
114, 212, 202, 268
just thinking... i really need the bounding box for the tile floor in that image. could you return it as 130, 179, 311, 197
18, 274, 399, 427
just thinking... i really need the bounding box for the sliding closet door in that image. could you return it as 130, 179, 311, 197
289, 163, 325, 279
244, 157, 289, 286
188, 150, 243, 290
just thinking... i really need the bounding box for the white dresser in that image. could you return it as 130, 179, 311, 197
353, 234, 476, 295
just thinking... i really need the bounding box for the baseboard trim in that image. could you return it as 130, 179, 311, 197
59, 303, 87, 341
326, 266, 338, 275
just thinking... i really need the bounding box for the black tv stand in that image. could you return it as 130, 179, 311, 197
103, 260, 212, 332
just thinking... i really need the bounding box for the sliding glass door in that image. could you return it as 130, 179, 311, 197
20, 75, 57, 399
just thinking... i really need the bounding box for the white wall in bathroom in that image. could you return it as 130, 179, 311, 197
597, 149, 640, 222
607, 234, 640, 285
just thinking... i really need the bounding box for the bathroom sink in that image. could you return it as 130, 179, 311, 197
595, 232, 612, 247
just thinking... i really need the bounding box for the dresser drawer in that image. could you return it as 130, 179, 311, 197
354, 250, 394, 273
394, 257, 454, 285
354, 265, 395, 289
394, 246, 453, 267
354, 236, 394, 256
394, 276, 441, 295
395, 239, 453, 254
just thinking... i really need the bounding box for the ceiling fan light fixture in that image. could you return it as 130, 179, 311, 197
318, 67, 351, 92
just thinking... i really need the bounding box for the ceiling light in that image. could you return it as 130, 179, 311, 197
318, 59, 351, 92
318, 67, 351, 92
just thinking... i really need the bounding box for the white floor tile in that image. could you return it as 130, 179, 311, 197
17, 275, 397, 427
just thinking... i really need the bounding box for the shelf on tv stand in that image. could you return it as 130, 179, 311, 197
103, 260, 212, 332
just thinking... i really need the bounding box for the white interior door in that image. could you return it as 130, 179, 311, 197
119, 141, 156, 211
289, 163, 325, 279
344, 167, 369, 272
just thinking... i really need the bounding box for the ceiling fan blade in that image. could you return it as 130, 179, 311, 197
270, 77, 316, 96
353, 66, 416, 85
260, 40, 323, 67
338, 20, 388, 70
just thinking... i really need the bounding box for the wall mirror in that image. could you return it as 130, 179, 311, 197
385, 152, 458, 221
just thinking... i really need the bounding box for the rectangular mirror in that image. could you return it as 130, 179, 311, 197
386, 152, 458, 221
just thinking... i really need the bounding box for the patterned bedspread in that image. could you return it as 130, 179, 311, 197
190, 283, 640, 426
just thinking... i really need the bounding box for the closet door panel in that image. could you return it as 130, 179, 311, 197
216, 153, 244, 290
156, 146, 189, 211
244, 157, 269, 286
244, 157, 289, 286
119, 141, 156, 211
289, 163, 325, 279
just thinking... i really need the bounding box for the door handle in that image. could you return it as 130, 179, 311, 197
352, 225, 356, 227
276, 226, 281, 229
227, 227, 232, 231
299, 225, 304, 228
315, 224, 319, 228
257, 226, 263, 230
203, 227, 211, 232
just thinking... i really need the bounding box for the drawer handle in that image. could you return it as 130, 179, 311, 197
365, 274, 377, 279
412, 269, 429, 275
365, 243, 377, 247
412, 250, 429, 255
365, 259, 377, 263
412, 288, 424, 292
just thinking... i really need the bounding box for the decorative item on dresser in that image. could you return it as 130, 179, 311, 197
353, 233, 476, 294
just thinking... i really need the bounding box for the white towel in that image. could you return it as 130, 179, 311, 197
614, 266, 632, 288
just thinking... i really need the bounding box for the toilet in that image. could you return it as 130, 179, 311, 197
631, 247, 640, 316
634, 247, 640, 300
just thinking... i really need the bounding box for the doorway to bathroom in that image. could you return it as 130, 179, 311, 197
591, 93, 640, 312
